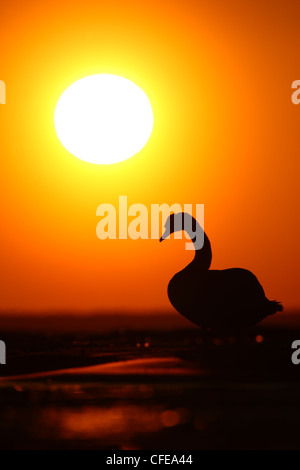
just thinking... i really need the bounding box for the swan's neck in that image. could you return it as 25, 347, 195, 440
192, 232, 212, 270
185, 219, 212, 270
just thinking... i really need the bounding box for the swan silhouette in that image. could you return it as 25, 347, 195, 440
160, 212, 282, 332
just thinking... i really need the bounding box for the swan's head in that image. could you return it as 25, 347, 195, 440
160, 212, 186, 242
159, 212, 205, 252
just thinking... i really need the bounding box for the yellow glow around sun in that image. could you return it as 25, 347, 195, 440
54, 74, 153, 164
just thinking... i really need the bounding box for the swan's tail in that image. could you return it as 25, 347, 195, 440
269, 300, 283, 314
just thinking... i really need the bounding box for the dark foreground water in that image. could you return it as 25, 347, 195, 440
0, 313, 300, 449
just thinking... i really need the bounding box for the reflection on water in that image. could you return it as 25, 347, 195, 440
1, 324, 300, 449
0, 380, 214, 449
43, 404, 189, 440
2, 376, 300, 450
1, 357, 204, 381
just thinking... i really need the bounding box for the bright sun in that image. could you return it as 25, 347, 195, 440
54, 74, 153, 164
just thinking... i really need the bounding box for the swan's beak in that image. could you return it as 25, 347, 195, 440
159, 229, 169, 242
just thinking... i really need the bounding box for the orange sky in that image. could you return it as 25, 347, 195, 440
0, 0, 299, 313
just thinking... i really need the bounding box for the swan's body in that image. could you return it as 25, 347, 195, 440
160, 213, 282, 332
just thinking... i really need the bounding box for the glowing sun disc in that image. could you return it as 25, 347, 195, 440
54, 74, 153, 164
